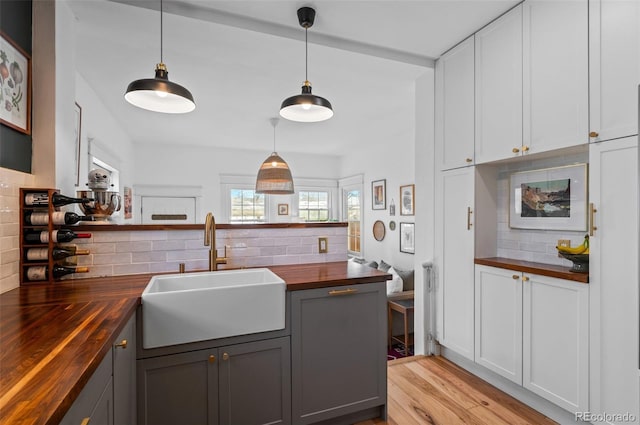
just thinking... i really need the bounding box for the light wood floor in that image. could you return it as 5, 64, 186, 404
357, 355, 558, 425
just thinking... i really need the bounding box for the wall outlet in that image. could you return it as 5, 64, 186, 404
318, 237, 328, 253
557, 239, 570, 257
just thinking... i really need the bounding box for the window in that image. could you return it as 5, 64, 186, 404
345, 189, 361, 254
230, 189, 266, 223
298, 191, 329, 222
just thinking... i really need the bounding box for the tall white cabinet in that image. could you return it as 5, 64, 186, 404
589, 136, 639, 424
435, 167, 475, 361
435, 35, 475, 171
589, 0, 640, 142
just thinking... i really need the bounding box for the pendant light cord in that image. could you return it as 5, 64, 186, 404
273, 123, 276, 152
305, 27, 308, 82
160, 0, 164, 63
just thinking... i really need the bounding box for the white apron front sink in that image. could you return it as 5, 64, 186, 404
142, 268, 285, 349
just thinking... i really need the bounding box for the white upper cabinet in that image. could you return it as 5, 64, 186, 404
436, 36, 475, 170
523, 0, 589, 154
589, 0, 640, 142
475, 4, 523, 164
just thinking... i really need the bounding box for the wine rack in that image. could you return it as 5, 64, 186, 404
19, 188, 89, 284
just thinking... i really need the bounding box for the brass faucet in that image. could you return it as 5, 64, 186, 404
204, 212, 227, 271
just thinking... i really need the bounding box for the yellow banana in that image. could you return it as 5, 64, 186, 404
557, 235, 589, 255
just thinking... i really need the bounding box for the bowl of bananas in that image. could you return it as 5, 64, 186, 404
556, 235, 589, 273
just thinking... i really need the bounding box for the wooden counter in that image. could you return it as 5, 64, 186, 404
0, 262, 389, 425
475, 257, 589, 284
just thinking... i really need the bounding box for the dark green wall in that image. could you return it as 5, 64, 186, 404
0, 0, 33, 173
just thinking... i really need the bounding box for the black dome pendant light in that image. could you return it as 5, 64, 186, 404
280, 7, 333, 123
124, 0, 195, 114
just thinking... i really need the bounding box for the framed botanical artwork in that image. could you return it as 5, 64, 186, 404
74, 102, 82, 186
123, 186, 133, 219
0, 31, 31, 135
278, 203, 289, 215
509, 163, 588, 231
371, 179, 386, 210
400, 184, 415, 216
399, 222, 415, 254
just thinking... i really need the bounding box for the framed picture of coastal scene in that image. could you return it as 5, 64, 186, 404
509, 164, 587, 231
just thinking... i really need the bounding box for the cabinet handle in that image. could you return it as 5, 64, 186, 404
209, 355, 216, 364
522, 145, 530, 152
590, 203, 598, 236
522, 276, 530, 282
114, 339, 127, 349
80, 418, 91, 425
589, 131, 599, 138
465, 158, 473, 163
467, 207, 473, 230
512, 147, 520, 154
512, 275, 519, 280
222, 353, 229, 361
328, 288, 358, 296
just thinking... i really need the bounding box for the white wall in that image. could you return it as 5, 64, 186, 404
413, 70, 436, 355
132, 144, 341, 222
339, 101, 416, 270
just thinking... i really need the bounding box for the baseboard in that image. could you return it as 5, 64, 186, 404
440, 347, 583, 424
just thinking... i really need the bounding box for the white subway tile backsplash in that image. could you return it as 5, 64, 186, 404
92, 232, 131, 243
116, 241, 153, 252
114, 263, 151, 275
92, 253, 133, 265
152, 239, 187, 251
166, 249, 209, 261
132, 251, 167, 263
131, 230, 168, 241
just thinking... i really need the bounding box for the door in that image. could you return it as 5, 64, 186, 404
138, 349, 218, 425
523, 274, 589, 413
436, 167, 475, 361
474, 265, 522, 384
219, 337, 291, 425
141, 196, 196, 224
436, 35, 475, 170
589, 136, 639, 424
523, 0, 589, 153
475, 4, 523, 164
589, 0, 640, 142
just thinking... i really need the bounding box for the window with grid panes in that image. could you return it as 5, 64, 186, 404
346, 189, 361, 254
230, 189, 266, 223
298, 191, 329, 222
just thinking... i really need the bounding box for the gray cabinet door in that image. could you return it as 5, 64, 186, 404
113, 314, 136, 425
138, 349, 218, 425
291, 282, 387, 424
219, 337, 291, 425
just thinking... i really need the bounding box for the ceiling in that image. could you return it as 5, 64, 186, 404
67, 0, 518, 157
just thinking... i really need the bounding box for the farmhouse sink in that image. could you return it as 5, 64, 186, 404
141, 268, 286, 349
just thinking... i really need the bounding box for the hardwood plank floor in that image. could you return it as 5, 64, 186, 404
356, 355, 558, 425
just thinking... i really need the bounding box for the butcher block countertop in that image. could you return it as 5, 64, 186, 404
475, 257, 589, 284
0, 261, 389, 425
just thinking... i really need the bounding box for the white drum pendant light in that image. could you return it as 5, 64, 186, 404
256, 118, 295, 194
280, 7, 333, 123
124, 0, 195, 114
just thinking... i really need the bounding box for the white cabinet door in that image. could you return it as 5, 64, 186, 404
523, 274, 589, 413
589, 136, 639, 424
474, 265, 522, 385
436, 36, 475, 170
523, 0, 589, 154
475, 4, 523, 164
436, 167, 475, 361
589, 0, 640, 142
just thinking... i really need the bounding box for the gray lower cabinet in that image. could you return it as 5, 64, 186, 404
138, 336, 291, 425
291, 282, 387, 425
60, 314, 136, 425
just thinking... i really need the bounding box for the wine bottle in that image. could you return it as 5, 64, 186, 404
26, 247, 90, 261
24, 192, 94, 207
25, 265, 90, 281
25, 211, 95, 225
24, 229, 92, 243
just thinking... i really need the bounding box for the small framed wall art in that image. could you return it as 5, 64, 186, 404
0, 31, 31, 135
400, 184, 415, 216
399, 222, 415, 254
371, 179, 386, 210
509, 164, 587, 231
278, 203, 289, 215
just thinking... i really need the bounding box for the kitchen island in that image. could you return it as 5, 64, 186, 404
0, 261, 390, 425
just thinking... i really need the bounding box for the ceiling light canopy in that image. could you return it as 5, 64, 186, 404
124, 0, 195, 114
280, 7, 333, 123
256, 118, 295, 194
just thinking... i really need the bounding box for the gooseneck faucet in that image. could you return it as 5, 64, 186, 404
204, 212, 227, 271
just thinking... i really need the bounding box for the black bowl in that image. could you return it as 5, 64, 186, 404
557, 252, 589, 273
